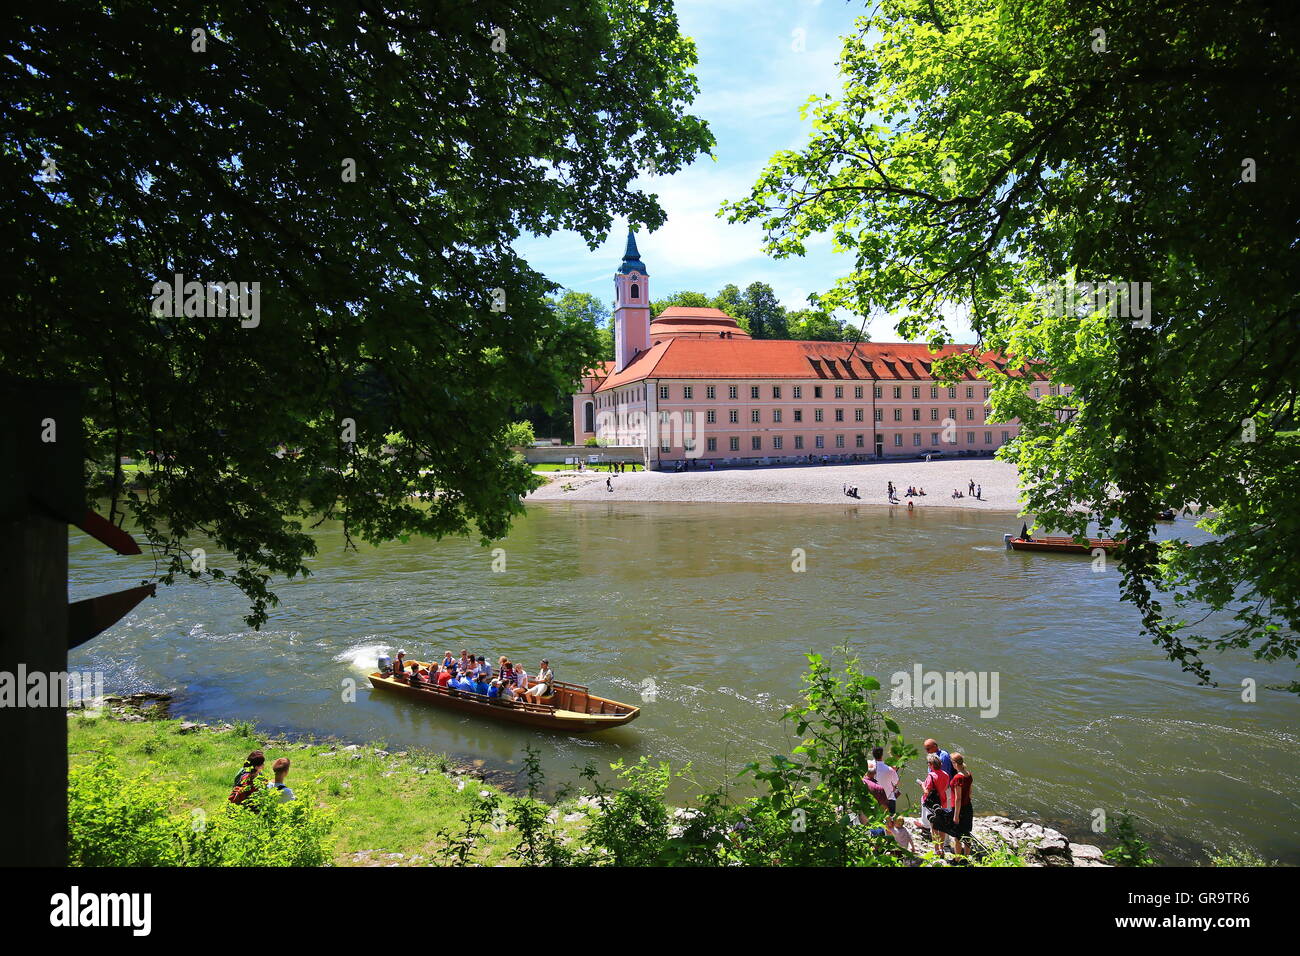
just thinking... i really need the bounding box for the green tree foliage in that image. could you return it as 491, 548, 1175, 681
741, 281, 789, 339
650, 290, 713, 317
3, 0, 712, 626
650, 283, 854, 341
725, 0, 1300, 691
788, 309, 858, 342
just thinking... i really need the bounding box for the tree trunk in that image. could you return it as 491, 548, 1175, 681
0, 512, 68, 865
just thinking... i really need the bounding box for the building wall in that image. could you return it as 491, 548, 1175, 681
587, 375, 1067, 468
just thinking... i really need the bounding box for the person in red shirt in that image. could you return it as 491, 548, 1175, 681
919, 753, 950, 850
436, 665, 453, 688
947, 753, 974, 856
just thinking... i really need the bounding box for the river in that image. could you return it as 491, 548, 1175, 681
69, 501, 1299, 864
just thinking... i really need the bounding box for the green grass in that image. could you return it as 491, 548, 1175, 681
67, 713, 558, 866
531, 462, 641, 472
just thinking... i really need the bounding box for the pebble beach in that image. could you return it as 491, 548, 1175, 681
528, 458, 1027, 510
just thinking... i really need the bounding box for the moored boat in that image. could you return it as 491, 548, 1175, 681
367, 663, 640, 732
1004, 534, 1125, 554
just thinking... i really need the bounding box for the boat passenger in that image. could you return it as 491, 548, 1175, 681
394, 649, 406, 675
436, 666, 453, 688
513, 664, 529, 692
408, 664, 423, 687
469, 674, 490, 696
459, 649, 472, 672
487, 679, 502, 700
475, 656, 490, 679
442, 651, 455, 670
524, 660, 553, 703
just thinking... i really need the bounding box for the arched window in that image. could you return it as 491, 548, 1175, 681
583, 402, 594, 433
630, 283, 639, 300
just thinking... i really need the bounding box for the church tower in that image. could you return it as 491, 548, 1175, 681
613, 230, 650, 372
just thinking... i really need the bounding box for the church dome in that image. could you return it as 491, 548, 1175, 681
650, 307, 752, 341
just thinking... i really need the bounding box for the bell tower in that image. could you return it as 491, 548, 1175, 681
613, 230, 650, 372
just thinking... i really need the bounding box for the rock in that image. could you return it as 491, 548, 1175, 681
374, 750, 390, 758
563, 812, 585, 823
178, 721, 201, 734
969, 815, 1110, 868
344, 744, 360, 752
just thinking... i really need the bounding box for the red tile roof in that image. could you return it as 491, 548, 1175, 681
593, 340, 1045, 392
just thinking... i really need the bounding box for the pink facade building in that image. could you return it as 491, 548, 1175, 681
572, 234, 1060, 468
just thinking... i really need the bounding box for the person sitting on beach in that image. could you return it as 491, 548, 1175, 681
918, 488, 926, 496
229, 750, 267, 807
523, 659, 553, 703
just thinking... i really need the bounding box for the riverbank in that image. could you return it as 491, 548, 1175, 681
69, 700, 1114, 867
528, 458, 1026, 508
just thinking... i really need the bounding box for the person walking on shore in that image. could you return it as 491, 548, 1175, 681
968, 479, 975, 495
923, 738, 955, 778
947, 753, 974, 857
919, 753, 950, 850
871, 746, 899, 814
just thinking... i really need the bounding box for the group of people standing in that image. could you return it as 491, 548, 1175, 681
858, 738, 975, 858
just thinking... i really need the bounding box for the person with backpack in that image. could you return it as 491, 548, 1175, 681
947, 753, 974, 857
229, 750, 266, 808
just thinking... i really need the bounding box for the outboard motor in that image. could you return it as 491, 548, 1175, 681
1003, 533, 1013, 550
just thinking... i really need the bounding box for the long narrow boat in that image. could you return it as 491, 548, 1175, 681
367, 663, 640, 732
1004, 534, 1125, 554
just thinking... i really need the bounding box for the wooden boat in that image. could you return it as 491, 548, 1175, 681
367, 663, 640, 732
1156, 509, 1176, 521
1004, 534, 1125, 554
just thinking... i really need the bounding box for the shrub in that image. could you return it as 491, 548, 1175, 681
1103, 813, 1159, 867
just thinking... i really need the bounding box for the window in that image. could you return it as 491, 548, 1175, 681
794, 409, 803, 422
984, 386, 991, 398
966, 386, 974, 399
706, 385, 716, 399
948, 408, 957, 420
659, 386, 669, 400
583, 402, 594, 433
874, 386, 882, 399
874, 409, 883, 422
794, 436, 804, 449
892, 386, 901, 399
913, 434, 922, 446
854, 386, 863, 399
912, 386, 920, 399
930, 408, 939, 421
683, 386, 693, 399
855, 434, 865, 448
683, 410, 694, 424
912, 409, 921, 421
930, 386, 939, 399
814, 386, 823, 398
1033, 386, 1041, 398
729, 437, 740, 451
772, 386, 781, 399
752, 436, 762, 451
834, 409, 844, 422
854, 408, 864, 422
966, 408, 974, 420
968, 432, 975, 445
815, 436, 825, 449
931, 433, 940, 446
751, 409, 761, 424
894, 434, 903, 447
1049, 384, 1059, 396
706, 409, 717, 424
729, 385, 738, 400
630, 283, 639, 299
835, 435, 845, 448
729, 409, 739, 424
751, 385, 760, 400
773, 409, 783, 423
707, 437, 717, 451
815, 408, 824, 422
834, 386, 844, 399
948, 386, 957, 399
793, 385, 803, 399
893, 409, 902, 422
684, 438, 695, 452
773, 436, 783, 450
1002, 430, 1010, 444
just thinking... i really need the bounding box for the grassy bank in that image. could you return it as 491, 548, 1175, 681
67, 711, 584, 866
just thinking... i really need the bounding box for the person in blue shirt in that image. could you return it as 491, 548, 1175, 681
453, 674, 474, 692
924, 738, 955, 778
486, 679, 501, 700
470, 676, 490, 695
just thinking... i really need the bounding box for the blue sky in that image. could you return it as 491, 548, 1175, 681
513, 0, 946, 343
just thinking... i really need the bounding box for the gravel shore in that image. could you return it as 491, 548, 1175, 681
527, 458, 1027, 511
